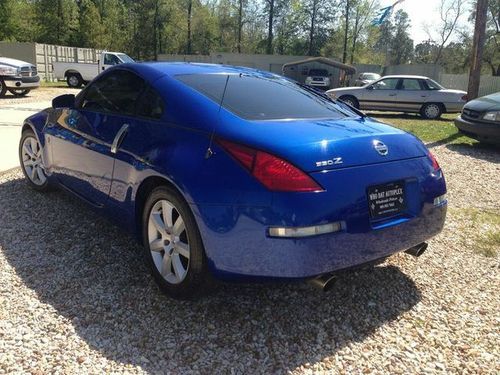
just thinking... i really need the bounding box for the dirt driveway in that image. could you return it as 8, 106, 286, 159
0, 89, 498, 373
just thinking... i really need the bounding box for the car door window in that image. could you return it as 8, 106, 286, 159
136, 88, 165, 120
400, 79, 424, 90
371, 78, 399, 90
104, 54, 120, 65
79, 70, 146, 115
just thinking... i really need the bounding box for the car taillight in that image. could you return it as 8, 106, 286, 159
428, 151, 440, 171
217, 139, 323, 192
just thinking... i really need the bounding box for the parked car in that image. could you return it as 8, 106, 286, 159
354, 72, 381, 86
20, 63, 447, 299
0, 57, 40, 98
455, 92, 500, 145
305, 68, 331, 89
52, 51, 134, 88
327, 75, 468, 119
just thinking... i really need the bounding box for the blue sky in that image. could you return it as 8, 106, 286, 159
387, 0, 473, 44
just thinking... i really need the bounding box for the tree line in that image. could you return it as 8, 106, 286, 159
0, 0, 498, 75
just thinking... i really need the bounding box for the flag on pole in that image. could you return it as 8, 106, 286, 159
371, 0, 406, 26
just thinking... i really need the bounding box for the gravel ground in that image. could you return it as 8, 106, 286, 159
0, 86, 80, 106
0, 144, 499, 374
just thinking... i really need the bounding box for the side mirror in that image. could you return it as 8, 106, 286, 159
366, 85, 374, 90
52, 94, 75, 109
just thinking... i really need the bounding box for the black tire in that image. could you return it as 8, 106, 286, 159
420, 103, 443, 119
66, 73, 83, 88
339, 95, 359, 109
19, 129, 50, 192
0, 79, 6, 98
8, 89, 30, 97
142, 186, 210, 299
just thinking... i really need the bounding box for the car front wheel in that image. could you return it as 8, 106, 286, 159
339, 95, 359, 109
19, 129, 49, 191
420, 103, 442, 119
8, 89, 31, 97
142, 186, 209, 299
0, 79, 6, 98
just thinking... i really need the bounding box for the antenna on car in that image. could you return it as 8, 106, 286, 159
205, 74, 230, 159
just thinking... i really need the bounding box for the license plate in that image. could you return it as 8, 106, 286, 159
367, 181, 406, 219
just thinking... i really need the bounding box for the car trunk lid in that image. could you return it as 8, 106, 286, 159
218, 116, 428, 172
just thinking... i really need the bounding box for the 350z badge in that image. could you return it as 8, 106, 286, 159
316, 157, 343, 167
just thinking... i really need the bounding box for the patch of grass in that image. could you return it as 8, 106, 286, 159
40, 81, 68, 88
371, 112, 477, 146
457, 208, 500, 257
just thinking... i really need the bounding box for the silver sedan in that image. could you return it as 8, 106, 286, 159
327, 75, 468, 119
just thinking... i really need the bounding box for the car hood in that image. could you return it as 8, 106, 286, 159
439, 89, 467, 95
464, 92, 500, 112
327, 86, 364, 94
0, 57, 33, 68
217, 116, 428, 172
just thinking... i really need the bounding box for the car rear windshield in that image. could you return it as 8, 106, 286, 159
176, 73, 352, 121
308, 69, 328, 76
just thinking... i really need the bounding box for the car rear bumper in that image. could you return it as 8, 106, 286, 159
3, 76, 40, 89
193, 156, 447, 280
455, 115, 500, 144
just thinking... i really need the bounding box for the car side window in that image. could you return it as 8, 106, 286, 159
371, 78, 399, 90
136, 88, 165, 120
104, 54, 120, 65
400, 79, 424, 90
79, 70, 146, 115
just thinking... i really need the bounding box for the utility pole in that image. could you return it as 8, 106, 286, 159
467, 0, 488, 100
342, 0, 350, 63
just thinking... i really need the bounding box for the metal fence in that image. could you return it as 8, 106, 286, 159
0, 42, 101, 81
439, 73, 500, 97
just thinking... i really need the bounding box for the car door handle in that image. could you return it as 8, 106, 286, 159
111, 124, 129, 154
388, 94, 397, 96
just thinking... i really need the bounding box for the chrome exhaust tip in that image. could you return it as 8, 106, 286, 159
307, 274, 337, 292
405, 242, 428, 257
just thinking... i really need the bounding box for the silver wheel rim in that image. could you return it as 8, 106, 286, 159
21, 136, 46, 186
425, 104, 439, 118
148, 199, 190, 284
12, 89, 29, 95
342, 98, 355, 107
68, 76, 79, 86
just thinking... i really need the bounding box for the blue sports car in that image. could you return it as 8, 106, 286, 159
19, 63, 447, 299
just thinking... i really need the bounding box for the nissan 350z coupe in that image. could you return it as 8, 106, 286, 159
19, 63, 447, 299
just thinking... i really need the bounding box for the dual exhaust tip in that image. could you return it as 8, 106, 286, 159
308, 242, 428, 292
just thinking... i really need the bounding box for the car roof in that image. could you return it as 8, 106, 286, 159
132, 62, 278, 79
380, 75, 431, 80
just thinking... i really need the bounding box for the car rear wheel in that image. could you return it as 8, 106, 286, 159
19, 129, 49, 191
339, 95, 359, 109
420, 103, 442, 119
142, 186, 209, 299
0, 79, 6, 98
8, 89, 30, 97
66, 73, 82, 88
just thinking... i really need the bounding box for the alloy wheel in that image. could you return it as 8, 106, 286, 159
21, 136, 47, 186
147, 199, 190, 284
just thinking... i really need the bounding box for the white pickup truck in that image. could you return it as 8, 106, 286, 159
0, 57, 40, 98
53, 51, 135, 88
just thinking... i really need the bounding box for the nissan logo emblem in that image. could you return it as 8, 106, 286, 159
373, 140, 388, 156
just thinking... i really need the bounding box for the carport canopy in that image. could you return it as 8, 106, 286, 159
282, 57, 356, 75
